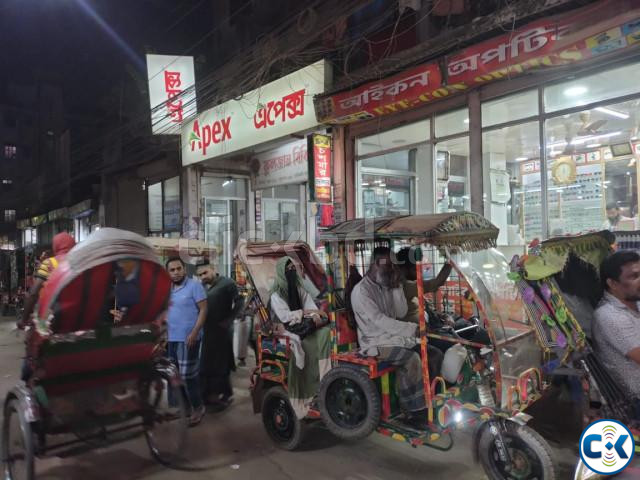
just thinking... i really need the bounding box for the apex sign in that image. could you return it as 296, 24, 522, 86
188, 117, 232, 155
181, 60, 329, 166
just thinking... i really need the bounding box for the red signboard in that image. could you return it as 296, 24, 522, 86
312, 134, 332, 203
316, 62, 444, 124
315, 0, 640, 124
445, 1, 640, 89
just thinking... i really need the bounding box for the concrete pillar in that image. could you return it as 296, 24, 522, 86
182, 166, 201, 239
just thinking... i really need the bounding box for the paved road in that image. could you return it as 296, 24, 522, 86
0, 316, 579, 479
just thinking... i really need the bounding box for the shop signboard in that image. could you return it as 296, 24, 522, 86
315, 62, 444, 124
445, 2, 640, 89
315, 0, 640, 124
308, 134, 332, 203
146, 54, 197, 135
182, 60, 328, 166
250, 139, 308, 191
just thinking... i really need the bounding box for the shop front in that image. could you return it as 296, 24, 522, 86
251, 139, 308, 243
315, 0, 640, 255
68, 199, 99, 243
181, 60, 331, 271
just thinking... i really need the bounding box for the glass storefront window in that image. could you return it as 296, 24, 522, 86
163, 176, 181, 231
545, 98, 639, 235
356, 119, 429, 156
148, 182, 163, 232
435, 108, 469, 138
483, 122, 541, 246
260, 185, 303, 242
545, 62, 640, 113
361, 173, 412, 217
482, 90, 538, 127
201, 176, 247, 198
356, 120, 432, 218
435, 136, 470, 213
147, 176, 181, 234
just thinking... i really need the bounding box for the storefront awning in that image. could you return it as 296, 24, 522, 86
16, 219, 31, 229
31, 214, 48, 227
68, 199, 93, 218
314, 0, 640, 124
47, 207, 68, 221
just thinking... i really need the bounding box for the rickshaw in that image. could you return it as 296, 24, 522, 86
509, 231, 640, 479
242, 212, 562, 479
2, 228, 189, 480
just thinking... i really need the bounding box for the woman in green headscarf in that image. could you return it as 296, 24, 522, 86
270, 256, 331, 418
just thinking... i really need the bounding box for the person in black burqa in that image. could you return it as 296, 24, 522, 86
196, 261, 243, 409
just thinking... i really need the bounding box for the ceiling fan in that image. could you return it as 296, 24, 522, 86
561, 111, 608, 154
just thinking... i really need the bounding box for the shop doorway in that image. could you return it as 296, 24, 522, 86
201, 176, 248, 277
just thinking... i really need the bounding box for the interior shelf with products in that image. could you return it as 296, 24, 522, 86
517, 161, 604, 238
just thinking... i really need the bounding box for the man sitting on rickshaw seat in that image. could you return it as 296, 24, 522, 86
594, 251, 640, 417
270, 256, 332, 419
396, 247, 490, 351
350, 247, 431, 429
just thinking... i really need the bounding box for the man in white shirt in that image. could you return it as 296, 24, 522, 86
351, 247, 427, 427
594, 250, 640, 417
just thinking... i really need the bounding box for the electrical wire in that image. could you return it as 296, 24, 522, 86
13, 0, 414, 208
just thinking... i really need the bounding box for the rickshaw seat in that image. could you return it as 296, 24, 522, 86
334, 351, 395, 378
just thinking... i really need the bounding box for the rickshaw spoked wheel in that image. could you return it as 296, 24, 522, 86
478, 421, 556, 480
262, 387, 306, 451
142, 369, 189, 465
319, 366, 380, 441
2, 399, 35, 480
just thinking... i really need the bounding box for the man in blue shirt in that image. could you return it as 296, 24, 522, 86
166, 257, 207, 425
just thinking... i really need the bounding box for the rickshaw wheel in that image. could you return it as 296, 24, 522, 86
2, 400, 35, 480
262, 387, 306, 451
319, 366, 380, 441
478, 422, 556, 480
143, 370, 189, 465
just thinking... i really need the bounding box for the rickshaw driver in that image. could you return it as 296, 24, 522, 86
396, 247, 491, 349
351, 247, 430, 429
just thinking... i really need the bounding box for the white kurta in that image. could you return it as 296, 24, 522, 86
270, 288, 317, 370
350, 275, 417, 356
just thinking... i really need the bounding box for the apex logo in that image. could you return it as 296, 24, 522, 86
189, 117, 232, 155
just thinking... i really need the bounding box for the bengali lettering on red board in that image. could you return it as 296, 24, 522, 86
316, 63, 442, 124
446, 1, 640, 88
312, 134, 332, 203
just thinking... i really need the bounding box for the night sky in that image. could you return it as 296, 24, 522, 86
0, 0, 214, 125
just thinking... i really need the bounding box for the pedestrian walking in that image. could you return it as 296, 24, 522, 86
166, 257, 207, 426
196, 261, 242, 409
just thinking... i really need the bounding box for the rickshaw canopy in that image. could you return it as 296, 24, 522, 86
522, 231, 615, 281
37, 228, 171, 333
320, 212, 499, 251
235, 239, 326, 306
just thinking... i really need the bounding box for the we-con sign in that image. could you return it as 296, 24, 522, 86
181, 60, 329, 166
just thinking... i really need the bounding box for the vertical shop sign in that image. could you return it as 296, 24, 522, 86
146, 54, 197, 135
309, 134, 332, 203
